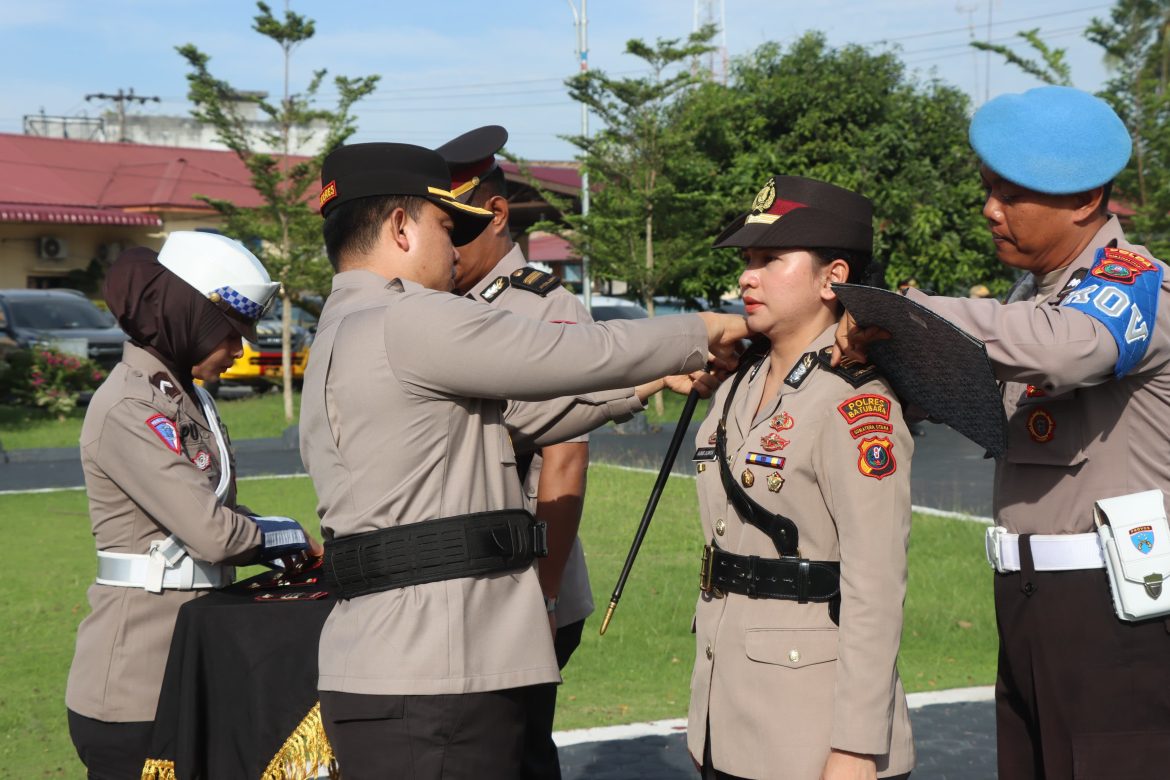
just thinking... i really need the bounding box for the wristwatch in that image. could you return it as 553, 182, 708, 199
544, 595, 559, 613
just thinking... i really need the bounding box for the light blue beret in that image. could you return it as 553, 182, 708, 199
969, 86, 1132, 194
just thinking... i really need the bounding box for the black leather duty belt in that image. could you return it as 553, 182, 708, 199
324, 509, 547, 600
700, 544, 840, 602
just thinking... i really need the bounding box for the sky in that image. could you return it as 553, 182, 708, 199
0, 0, 1118, 162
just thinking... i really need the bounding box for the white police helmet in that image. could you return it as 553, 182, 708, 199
157, 231, 279, 341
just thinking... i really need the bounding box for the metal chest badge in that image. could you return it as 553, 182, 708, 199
857, 436, 897, 480
766, 471, 784, 492
770, 412, 794, 431
760, 432, 789, 452
741, 469, 755, 488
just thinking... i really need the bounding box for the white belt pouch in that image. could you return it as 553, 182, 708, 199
1094, 489, 1170, 622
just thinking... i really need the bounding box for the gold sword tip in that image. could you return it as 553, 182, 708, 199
599, 601, 617, 635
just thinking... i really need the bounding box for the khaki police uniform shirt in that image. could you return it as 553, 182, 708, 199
688, 326, 915, 780
908, 217, 1170, 533
66, 343, 261, 722
300, 270, 707, 696
472, 245, 632, 628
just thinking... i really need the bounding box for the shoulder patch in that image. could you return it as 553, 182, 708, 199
146, 414, 181, 454
837, 394, 892, 424
479, 275, 510, 302
857, 436, 897, 480
509, 267, 561, 297
1061, 245, 1163, 378
816, 346, 880, 388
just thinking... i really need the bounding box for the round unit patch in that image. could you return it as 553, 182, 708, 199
1026, 408, 1056, 443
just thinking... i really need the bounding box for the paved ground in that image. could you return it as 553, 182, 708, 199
557, 698, 996, 779
1, 418, 996, 519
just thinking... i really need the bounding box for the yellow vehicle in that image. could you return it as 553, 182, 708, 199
211, 316, 312, 394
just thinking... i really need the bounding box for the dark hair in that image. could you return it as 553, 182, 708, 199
467, 166, 508, 208
809, 248, 872, 285
323, 195, 425, 270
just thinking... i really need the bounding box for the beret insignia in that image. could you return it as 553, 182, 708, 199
751, 177, 776, 214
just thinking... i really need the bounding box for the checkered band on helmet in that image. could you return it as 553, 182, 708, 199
212, 286, 265, 320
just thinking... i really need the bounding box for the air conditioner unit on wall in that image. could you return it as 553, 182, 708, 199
38, 236, 69, 260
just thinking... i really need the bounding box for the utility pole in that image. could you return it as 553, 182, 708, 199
85, 88, 161, 143
567, 0, 591, 312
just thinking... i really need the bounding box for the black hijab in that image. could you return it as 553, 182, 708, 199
104, 246, 236, 387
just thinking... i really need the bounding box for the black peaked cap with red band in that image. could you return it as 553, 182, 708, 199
714, 175, 873, 253
318, 142, 491, 247
436, 125, 508, 205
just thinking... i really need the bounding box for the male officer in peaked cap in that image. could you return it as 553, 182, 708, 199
837, 86, 1170, 779
438, 125, 663, 779
301, 141, 748, 779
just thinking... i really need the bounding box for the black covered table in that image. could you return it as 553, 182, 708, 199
143, 569, 336, 779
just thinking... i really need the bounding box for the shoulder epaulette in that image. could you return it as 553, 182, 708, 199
815, 346, 880, 389
479, 275, 509, 303
509, 266, 561, 297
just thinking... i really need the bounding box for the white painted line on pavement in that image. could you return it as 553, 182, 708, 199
552, 686, 997, 747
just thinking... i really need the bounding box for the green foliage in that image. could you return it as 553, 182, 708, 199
971, 29, 1074, 87
177, 1, 378, 421
0, 348, 106, 418
679, 34, 1001, 297
539, 26, 724, 313
1088, 0, 1170, 257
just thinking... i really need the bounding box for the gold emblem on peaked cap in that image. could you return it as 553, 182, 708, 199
751, 177, 776, 214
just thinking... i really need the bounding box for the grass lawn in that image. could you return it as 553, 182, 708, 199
0, 466, 997, 776
0, 389, 300, 451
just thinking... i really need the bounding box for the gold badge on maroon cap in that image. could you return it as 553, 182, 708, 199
437, 125, 509, 204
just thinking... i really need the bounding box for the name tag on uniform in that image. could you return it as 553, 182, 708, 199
693, 446, 718, 462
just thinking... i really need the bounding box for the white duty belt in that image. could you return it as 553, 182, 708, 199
96, 534, 232, 592
985, 526, 1105, 573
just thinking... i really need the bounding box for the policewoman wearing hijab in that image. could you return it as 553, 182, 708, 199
65, 232, 321, 779
688, 177, 915, 780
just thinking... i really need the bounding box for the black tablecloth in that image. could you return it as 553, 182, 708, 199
146, 570, 336, 779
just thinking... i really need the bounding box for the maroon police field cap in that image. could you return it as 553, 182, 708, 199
318, 142, 492, 246
437, 125, 508, 204
714, 175, 873, 254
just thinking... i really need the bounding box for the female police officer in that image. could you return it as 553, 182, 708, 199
65, 232, 320, 779
688, 177, 915, 780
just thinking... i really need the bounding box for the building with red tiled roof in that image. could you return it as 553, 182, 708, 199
0, 133, 583, 290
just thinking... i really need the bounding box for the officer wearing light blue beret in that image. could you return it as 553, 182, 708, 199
837, 86, 1170, 780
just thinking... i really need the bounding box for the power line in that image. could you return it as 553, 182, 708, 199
860, 3, 1109, 46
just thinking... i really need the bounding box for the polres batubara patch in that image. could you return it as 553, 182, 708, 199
837, 394, 892, 424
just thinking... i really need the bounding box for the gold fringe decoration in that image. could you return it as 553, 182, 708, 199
141, 758, 176, 780
261, 701, 339, 780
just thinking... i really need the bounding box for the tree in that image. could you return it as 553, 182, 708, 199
550, 26, 721, 316
971, 29, 1073, 87
676, 33, 999, 297
178, 1, 378, 421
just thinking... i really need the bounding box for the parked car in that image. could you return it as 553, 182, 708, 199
576, 294, 649, 321
0, 289, 127, 370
